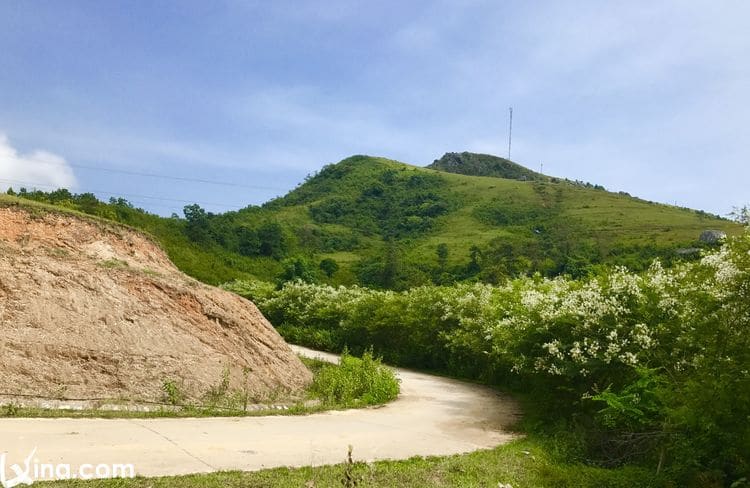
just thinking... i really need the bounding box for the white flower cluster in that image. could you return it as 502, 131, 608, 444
260, 230, 749, 395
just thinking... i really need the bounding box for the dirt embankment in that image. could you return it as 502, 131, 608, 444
0, 206, 312, 403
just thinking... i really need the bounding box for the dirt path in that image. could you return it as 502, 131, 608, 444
0, 346, 520, 479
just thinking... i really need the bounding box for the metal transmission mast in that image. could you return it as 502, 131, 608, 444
508, 107, 513, 160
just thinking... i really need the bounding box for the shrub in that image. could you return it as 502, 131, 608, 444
221, 279, 275, 303
311, 349, 400, 407
162, 379, 183, 406
248, 230, 750, 481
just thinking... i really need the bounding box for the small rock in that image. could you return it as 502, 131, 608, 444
699, 230, 727, 244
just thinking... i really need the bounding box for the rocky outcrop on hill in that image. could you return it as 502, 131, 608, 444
427, 152, 546, 181
700, 229, 727, 244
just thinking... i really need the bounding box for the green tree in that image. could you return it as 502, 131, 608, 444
730, 205, 749, 225
319, 258, 339, 278
381, 240, 401, 289
49, 188, 74, 203
257, 222, 287, 258
109, 197, 134, 208
277, 257, 318, 285
355, 241, 413, 289
183, 204, 211, 242
436, 243, 449, 270
76, 192, 99, 215
236, 226, 260, 256
467, 245, 482, 275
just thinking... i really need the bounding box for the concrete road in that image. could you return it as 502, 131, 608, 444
0, 346, 520, 479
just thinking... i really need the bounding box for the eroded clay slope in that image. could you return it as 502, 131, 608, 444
0, 206, 312, 403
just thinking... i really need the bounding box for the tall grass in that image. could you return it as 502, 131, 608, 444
311, 349, 400, 407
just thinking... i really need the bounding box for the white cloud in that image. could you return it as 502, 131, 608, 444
0, 133, 76, 190
2, 1, 747, 216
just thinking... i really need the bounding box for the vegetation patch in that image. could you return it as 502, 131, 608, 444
4, 153, 739, 289
311, 349, 400, 407
0, 353, 399, 419
99, 258, 129, 269
233, 230, 750, 484
35, 437, 663, 487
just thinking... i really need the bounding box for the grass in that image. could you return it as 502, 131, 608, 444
15, 355, 668, 487
310, 349, 400, 407
5, 155, 741, 287
99, 258, 129, 269
272, 156, 741, 282
0, 356, 398, 420
35, 437, 665, 488
428, 169, 736, 248
7, 351, 664, 487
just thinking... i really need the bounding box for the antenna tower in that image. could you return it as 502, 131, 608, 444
508, 107, 513, 160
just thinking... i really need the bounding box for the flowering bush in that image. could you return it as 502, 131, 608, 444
227, 230, 750, 481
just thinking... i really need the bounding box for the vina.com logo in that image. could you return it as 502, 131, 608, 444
0, 448, 135, 487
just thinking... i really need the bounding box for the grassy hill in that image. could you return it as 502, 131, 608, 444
4, 153, 740, 288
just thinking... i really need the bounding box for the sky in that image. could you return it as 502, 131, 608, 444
0, 0, 748, 216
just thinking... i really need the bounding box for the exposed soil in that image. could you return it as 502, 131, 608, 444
0, 206, 312, 403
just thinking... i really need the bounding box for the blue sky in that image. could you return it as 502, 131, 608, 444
0, 1, 748, 216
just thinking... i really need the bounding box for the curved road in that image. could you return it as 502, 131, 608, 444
1, 346, 520, 479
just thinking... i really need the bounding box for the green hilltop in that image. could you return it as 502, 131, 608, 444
4, 153, 741, 288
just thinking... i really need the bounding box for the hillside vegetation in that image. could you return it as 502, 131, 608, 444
6, 157, 747, 485
230, 229, 750, 484
4, 153, 740, 288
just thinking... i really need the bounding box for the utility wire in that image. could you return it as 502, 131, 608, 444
27, 159, 288, 191
0, 177, 248, 210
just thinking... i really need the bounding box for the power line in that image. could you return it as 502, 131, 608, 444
0, 177, 247, 210
0, 179, 193, 212
27, 159, 288, 191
